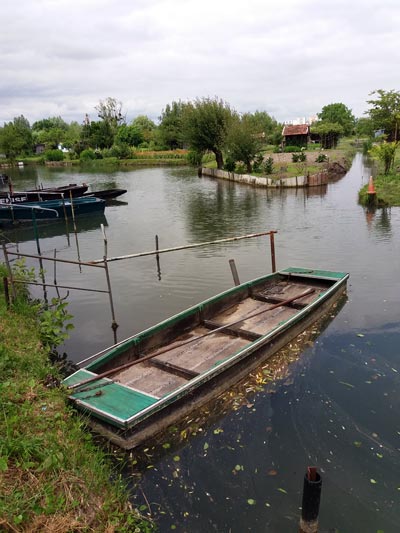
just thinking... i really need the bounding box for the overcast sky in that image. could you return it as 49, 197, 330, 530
1, 0, 399, 125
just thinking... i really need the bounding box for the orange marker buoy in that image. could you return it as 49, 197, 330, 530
368, 176, 376, 194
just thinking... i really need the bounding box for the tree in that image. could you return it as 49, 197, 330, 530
32, 116, 69, 148
311, 122, 344, 149
81, 121, 114, 149
242, 111, 280, 144
318, 103, 355, 136
369, 141, 398, 174
115, 124, 143, 147
0, 115, 33, 159
158, 101, 186, 149
226, 116, 262, 173
183, 97, 234, 169
366, 89, 400, 141
130, 115, 156, 145
355, 117, 375, 138
95, 97, 125, 138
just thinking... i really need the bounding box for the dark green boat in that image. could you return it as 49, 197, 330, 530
0, 196, 105, 225
64, 267, 349, 449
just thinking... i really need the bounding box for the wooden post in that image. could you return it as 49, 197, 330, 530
2, 243, 16, 301
270, 232, 276, 272
3, 277, 10, 308
155, 234, 161, 280
299, 467, 322, 533
100, 224, 117, 335
229, 259, 240, 286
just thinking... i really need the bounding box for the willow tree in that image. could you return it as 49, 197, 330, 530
183, 97, 234, 169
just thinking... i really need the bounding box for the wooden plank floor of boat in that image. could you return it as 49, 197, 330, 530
114, 280, 326, 398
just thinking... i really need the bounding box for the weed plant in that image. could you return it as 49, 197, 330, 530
0, 262, 154, 532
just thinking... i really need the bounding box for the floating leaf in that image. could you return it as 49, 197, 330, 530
173, 456, 180, 462
339, 381, 355, 389
376, 453, 383, 459
235, 465, 242, 471
265, 502, 271, 507
267, 469, 278, 476
163, 443, 171, 449
370, 479, 377, 484
213, 428, 224, 435
277, 488, 288, 494
247, 499, 256, 505
353, 441, 362, 448
203, 442, 209, 451
357, 333, 365, 337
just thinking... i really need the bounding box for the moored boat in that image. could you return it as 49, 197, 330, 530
0, 196, 105, 224
64, 267, 349, 449
83, 188, 127, 200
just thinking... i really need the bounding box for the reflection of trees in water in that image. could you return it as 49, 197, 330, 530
365, 207, 392, 238
185, 182, 261, 240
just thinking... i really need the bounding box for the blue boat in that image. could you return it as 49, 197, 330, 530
0, 196, 105, 225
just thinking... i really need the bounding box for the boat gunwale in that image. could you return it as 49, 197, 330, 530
67, 269, 349, 429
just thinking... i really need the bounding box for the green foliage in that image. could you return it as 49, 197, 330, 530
226, 115, 262, 173
130, 115, 156, 145
362, 139, 373, 155
224, 156, 236, 172
79, 148, 97, 161
187, 149, 204, 166
315, 153, 328, 163
183, 97, 235, 169
95, 97, 125, 136
369, 141, 398, 174
311, 122, 344, 149
366, 89, 400, 141
263, 156, 274, 175
355, 117, 375, 138
318, 102, 355, 136
37, 297, 74, 349
284, 145, 303, 153
45, 149, 64, 162
0, 115, 33, 160
107, 143, 132, 159
158, 101, 185, 149
252, 153, 264, 172
292, 152, 306, 162
115, 123, 143, 147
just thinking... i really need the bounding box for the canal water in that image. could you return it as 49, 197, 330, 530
2, 155, 400, 532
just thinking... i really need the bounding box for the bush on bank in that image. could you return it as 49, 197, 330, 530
0, 263, 153, 532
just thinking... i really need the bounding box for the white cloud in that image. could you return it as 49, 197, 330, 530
1, 0, 399, 124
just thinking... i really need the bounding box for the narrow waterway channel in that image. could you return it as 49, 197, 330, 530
2, 154, 400, 531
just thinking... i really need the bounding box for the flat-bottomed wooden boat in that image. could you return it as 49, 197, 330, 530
64, 267, 349, 449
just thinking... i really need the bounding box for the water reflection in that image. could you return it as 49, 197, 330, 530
364, 207, 392, 238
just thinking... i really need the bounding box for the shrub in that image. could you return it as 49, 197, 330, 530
187, 150, 204, 166
224, 156, 236, 172
284, 145, 306, 153
252, 153, 264, 172
80, 149, 96, 161
315, 153, 328, 163
292, 152, 307, 162
263, 157, 274, 175
45, 149, 64, 162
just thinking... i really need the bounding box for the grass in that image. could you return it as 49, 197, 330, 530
359, 150, 400, 206
0, 266, 154, 532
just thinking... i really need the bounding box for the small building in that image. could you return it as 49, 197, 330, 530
35, 143, 46, 154
282, 124, 310, 148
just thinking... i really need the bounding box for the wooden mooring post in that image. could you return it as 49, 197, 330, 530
299, 467, 322, 533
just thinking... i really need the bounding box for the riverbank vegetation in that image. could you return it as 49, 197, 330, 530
358, 90, 400, 206
0, 95, 351, 174
0, 262, 153, 532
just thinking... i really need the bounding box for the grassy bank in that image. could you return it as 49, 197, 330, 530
203, 136, 356, 179
0, 269, 153, 532
359, 151, 400, 206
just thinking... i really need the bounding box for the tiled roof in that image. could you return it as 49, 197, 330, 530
282, 124, 309, 136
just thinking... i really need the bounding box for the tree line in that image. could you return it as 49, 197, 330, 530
0, 90, 399, 171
